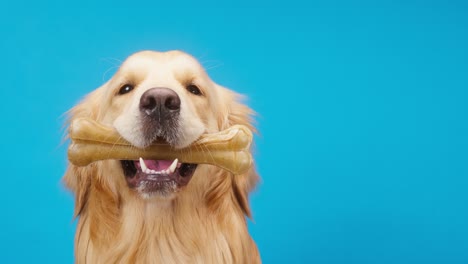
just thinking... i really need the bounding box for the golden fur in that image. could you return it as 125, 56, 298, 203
63, 50, 260, 263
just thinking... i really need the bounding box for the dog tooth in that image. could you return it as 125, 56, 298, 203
168, 159, 178, 174
139, 158, 148, 172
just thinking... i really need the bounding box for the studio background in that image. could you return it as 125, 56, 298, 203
1, 1, 467, 263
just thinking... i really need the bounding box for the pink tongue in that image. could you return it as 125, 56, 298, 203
145, 160, 173, 171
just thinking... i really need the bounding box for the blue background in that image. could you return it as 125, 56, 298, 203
1, 1, 467, 263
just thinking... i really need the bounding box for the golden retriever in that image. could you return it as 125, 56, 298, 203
63, 50, 260, 263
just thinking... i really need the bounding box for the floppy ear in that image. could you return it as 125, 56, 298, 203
63, 165, 95, 217
217, 86, 257, 134
63, 86, 106, 217
65, 85, 107, 123
216, 86, 259, 217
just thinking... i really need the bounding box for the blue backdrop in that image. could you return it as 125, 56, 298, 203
1, 1, 467, 263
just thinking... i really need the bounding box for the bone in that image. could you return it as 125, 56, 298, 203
67, 118, 253, 175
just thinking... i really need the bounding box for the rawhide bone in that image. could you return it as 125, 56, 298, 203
68, 118, 253, 175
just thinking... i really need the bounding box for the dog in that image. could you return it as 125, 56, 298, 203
63, 50, 260, 263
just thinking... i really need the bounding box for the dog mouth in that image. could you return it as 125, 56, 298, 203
120, 158, 197, 195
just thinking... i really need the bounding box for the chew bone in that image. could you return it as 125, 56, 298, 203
68, 118, 253, 175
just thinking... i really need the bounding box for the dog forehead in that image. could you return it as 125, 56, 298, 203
121, 50, 202, 73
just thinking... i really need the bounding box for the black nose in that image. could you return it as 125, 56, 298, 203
140, 88, 181, 115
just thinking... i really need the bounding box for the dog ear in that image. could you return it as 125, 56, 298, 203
216, 86, 257, 134
232, 166, 259, 218
63, 165, 94, 217
65, 84, 107, 123
63, 85, 107, 216
216, 86, 259, 217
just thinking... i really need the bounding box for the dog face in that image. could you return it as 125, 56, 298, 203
110, 51, 217, 149
67, 50, 256, 201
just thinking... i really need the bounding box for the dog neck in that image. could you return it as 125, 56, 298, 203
72, 165, 260, 263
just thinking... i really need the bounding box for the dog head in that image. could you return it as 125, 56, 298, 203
64, 50, 258, 213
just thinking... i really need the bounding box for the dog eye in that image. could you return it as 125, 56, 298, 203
186, 84, 202, 96
118, 84, 134, 95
